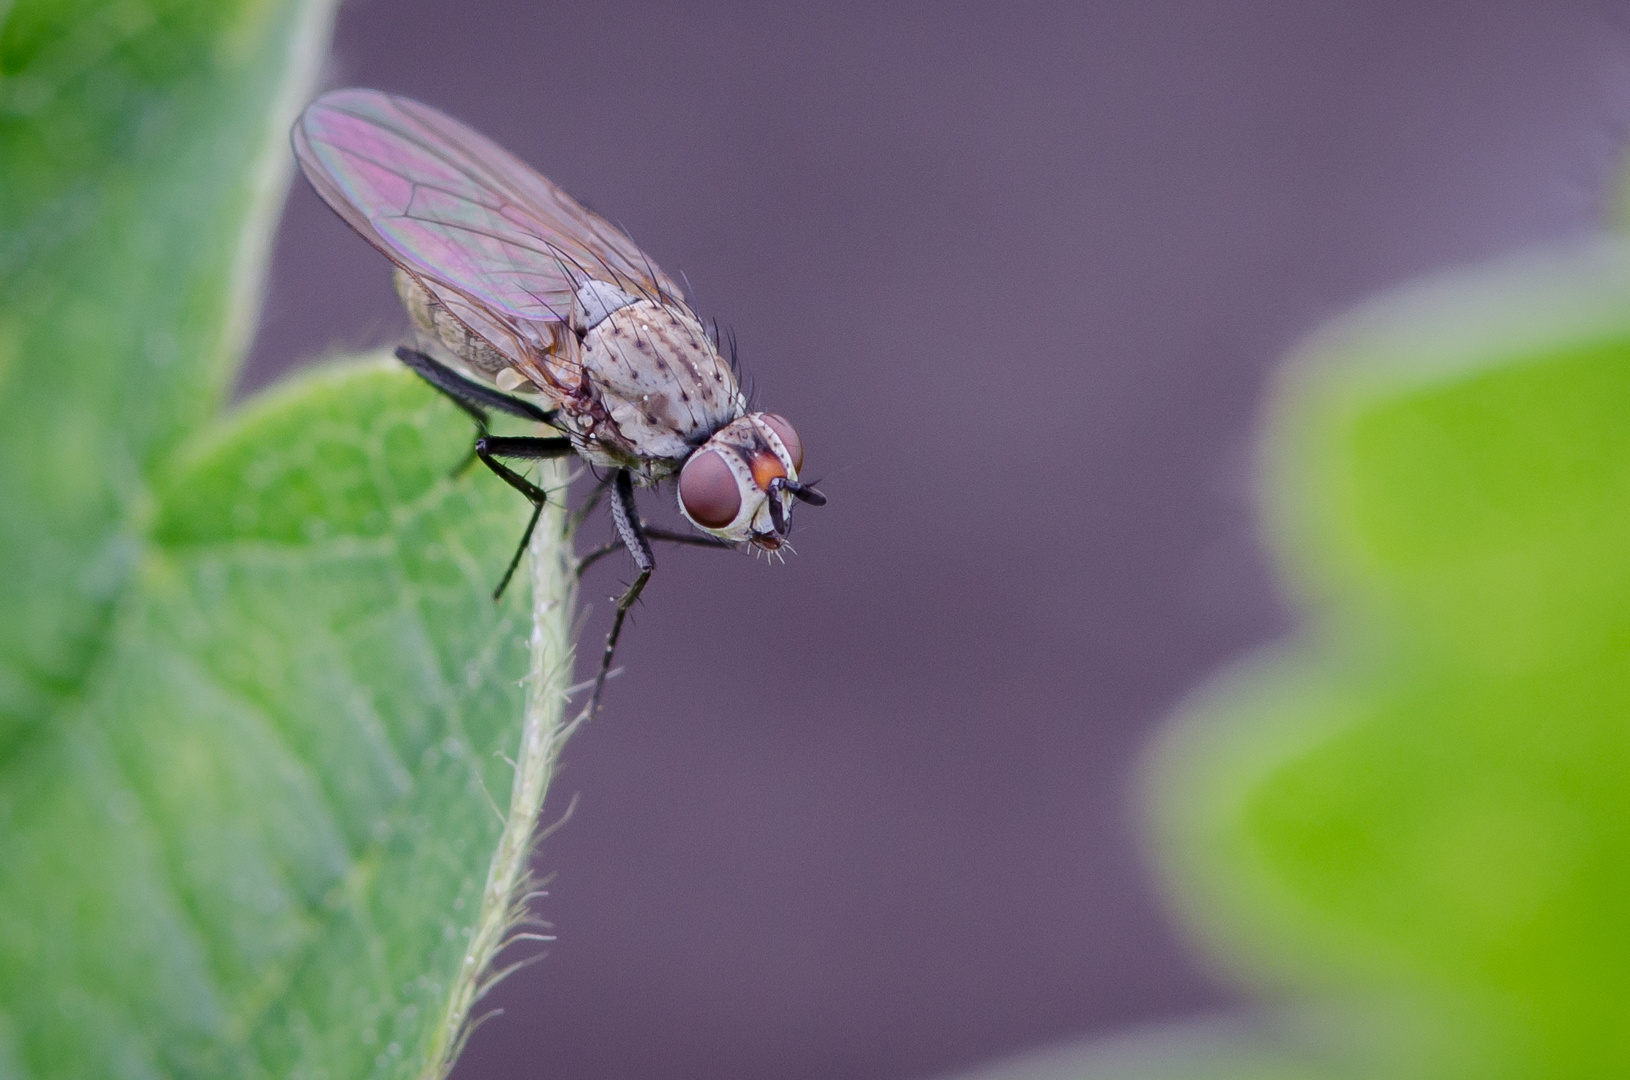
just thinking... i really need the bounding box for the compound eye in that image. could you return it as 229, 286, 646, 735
760, 413, 804, 472
679, 450, 742, 528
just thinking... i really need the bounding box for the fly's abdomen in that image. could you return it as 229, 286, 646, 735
394, 268, 514, 377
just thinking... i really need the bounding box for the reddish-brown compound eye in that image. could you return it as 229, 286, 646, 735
679, 450, 742, 528
760, 413, 804, 472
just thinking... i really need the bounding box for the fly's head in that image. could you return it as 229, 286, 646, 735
677, 413, 826, 549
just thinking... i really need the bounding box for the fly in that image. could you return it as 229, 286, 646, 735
292, 89, 825, 714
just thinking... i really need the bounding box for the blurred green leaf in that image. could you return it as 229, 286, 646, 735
1147, 243, 1630, 1079
0, 0, 331, 746
0, 5, 578, 1077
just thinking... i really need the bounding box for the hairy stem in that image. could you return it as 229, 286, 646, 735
421, 456, 579, 1079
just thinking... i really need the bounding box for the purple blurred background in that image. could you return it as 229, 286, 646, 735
245, 3, 1630, 1078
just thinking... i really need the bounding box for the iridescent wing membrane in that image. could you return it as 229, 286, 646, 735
292, 87, 685, 364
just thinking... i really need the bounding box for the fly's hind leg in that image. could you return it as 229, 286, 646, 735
395, 346, 560, 473
589, 469, 656, 717
474, 434, 574, 599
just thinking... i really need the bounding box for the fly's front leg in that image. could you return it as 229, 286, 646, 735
590, 469, 654, 717
577, 526, 732, 576
643, 527, 735, 551
474, 434, 574, 599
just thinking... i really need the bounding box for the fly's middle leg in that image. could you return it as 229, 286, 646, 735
396, 346, 560, 474
474, 434, 574, 599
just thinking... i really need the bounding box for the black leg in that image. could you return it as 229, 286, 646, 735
589, 470, 655, 717
396, 346, 560, 425
644, 527, 735, 551
577, 526, 732, 576
575, 538, 625, 575
473, 434, 574, 600
396, 347, 561, 473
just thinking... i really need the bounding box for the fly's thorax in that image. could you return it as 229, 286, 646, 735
571, 279, 640, 331
676, 413, 806, 546
574, 287, 743, 473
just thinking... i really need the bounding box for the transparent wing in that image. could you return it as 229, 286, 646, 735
292, 87, 685, 355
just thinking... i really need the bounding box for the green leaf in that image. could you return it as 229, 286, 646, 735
1146, 242, 1630, 1079
2, 360, 576, 1077
0, 6, 580, 1078
0, 0, 331, 746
